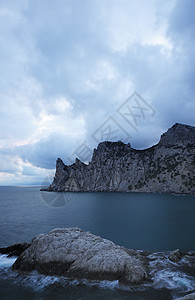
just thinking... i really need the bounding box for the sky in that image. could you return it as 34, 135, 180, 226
0, 0, 194, 185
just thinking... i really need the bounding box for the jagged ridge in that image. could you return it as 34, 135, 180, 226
44, 123, 195, 194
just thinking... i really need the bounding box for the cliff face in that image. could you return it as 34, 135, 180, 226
46, 123, 195, 194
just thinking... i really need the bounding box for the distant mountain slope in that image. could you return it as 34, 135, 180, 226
44, 123, 195, 194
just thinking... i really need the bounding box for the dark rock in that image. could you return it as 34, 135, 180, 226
176, 292, 195, 299
159, 123, 195, 147
168, 249, 182, 263
0, 242, 31, 257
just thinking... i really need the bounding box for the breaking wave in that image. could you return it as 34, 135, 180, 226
0, 252, 194, 298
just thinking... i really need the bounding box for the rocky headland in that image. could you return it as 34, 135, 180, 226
44, 123, 195, 194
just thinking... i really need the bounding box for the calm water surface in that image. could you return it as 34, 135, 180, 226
0, 186, 194, 299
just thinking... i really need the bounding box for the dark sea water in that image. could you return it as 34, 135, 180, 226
0, 186, 195, 299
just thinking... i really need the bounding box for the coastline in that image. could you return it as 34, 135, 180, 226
0, 228, 195, 299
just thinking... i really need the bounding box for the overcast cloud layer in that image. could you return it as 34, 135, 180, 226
0, 0, 194, 184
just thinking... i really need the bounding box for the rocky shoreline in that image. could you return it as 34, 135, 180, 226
0, 228, 194, 292
43, 123, 195, 194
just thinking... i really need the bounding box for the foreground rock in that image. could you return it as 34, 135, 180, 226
13, 228, 148, 284
44, 123, 195, 194
176, 292, 195, 300
168, 249, 183, 263
0, 242, 30, 257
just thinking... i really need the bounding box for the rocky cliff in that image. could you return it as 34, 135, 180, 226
45, 123, 195, 194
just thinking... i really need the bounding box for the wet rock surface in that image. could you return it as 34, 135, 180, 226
12, 228, 148, 285
176, 292, 195, 299
169, 249, 183, 263
0, 242, 31, 257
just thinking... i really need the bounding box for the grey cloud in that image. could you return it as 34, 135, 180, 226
0, 0, 194, 183
10, 132, 86, 169
168, 0, 195, 39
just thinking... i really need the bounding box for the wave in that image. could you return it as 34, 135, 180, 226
148, 252, 195, 298
0, 254, 17, 268
0, 253, 194, 298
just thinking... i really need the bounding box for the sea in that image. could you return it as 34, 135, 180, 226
0, 186, 194, 300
